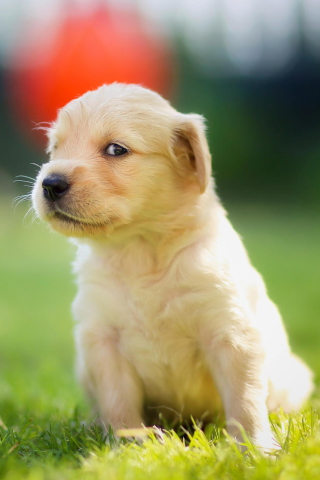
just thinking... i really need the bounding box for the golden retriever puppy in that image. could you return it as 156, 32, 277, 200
32, 83, 313, 450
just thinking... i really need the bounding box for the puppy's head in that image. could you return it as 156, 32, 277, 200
32, 83, 212, 238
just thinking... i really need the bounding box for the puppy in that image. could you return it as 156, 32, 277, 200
32, 83, 313, 450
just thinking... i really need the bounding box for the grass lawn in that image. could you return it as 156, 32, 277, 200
0, 197, 320, 479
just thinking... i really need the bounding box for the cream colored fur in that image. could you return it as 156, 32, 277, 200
32, 83, 313, 450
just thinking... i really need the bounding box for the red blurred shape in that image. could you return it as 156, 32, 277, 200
8, 7, 173, 144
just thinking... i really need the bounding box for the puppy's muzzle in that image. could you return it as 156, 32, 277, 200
42, 175, 70, 202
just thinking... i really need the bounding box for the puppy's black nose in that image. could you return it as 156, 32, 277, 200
42, 175, 70, 201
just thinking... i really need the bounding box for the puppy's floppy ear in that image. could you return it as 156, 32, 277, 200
173, 114, 212, 193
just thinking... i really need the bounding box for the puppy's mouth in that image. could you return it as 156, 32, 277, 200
52, 209, 88, 225
48, 207, 112, 230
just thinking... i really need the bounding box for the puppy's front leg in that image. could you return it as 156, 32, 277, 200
75, 324, 144, 431
204, 329, 276, 450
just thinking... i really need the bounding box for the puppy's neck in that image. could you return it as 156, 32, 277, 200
73, 186, 223, 276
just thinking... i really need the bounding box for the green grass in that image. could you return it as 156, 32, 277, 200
0, 197, 320, 479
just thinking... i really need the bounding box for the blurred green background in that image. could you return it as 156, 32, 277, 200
0, 0, 319, 422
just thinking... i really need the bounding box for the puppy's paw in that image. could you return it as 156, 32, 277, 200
252, 429, 281, 455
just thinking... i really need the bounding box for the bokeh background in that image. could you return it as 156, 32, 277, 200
1, 0, 320, 202
0, 0, 319, 424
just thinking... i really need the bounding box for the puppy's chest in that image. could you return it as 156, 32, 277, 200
105, 267, 205, 375
81, 247, 210, 376
118, 281, 198, 361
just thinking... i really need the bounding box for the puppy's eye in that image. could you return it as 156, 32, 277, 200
104, 143, 128, 156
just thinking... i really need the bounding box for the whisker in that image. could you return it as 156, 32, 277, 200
23, 205, 37, 225
14, 179, 34, 185
15, 175, 36, 181
13, 194, 28, 202
30, 162, 42, 170
13, 200, 25, 210
13, 193, 32, 208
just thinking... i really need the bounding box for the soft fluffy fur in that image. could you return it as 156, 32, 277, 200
32, 83, 313, 450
